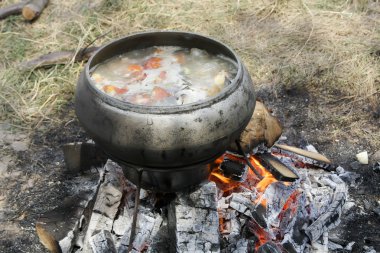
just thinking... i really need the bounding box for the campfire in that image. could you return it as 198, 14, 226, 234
34, 32, 348, 253
36, 141, 347, 253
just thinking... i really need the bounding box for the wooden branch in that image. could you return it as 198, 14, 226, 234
22, 0, 48, 21
19, 46, 99, 70
0, 2, 25, 20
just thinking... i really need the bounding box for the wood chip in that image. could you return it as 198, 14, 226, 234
274, 144, 331, 164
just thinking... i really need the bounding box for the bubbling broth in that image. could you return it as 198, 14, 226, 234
90, 46, 238, 106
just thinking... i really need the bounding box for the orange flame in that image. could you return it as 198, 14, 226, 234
249, 156, 278, 192
208, 153, 299, 249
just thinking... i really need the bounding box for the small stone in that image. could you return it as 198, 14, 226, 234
372, 162, 380, 173
356, 151, 368, 164
328, 241, 343, 250
335, 166, 345, 175
373, 207, 380, 216
344, 241, 355, 251
371, 150, 380, 164
363, 200, 372, 211
342, 201, 355, 213
350, 161, 361, 170
363, 245, 376, 253
11, 141, 29, 152
306, 145, 318, 153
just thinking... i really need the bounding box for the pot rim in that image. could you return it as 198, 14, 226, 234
84, 30, 244, 114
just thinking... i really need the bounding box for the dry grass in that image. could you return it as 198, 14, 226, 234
0, 0, 379, 132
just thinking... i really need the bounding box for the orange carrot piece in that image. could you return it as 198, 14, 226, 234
127, 64, 143, 72
144, 57, 162, 69
151, 86, 171, 101
102, 85, 116, 93
102, 85, 128, 95
114, 87, 128, 94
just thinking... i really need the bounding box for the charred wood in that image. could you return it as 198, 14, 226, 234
62, 142, 108, 173
168, 182, 220, 253
90, 230, 117, 253
35, 172, 101, 253
82, 161, 123, 252
304, 176, 347, 242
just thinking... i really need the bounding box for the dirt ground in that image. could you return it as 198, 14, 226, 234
0, 87, 379, 252
0, 0, 379, 252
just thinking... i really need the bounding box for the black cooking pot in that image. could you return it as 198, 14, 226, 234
75, 31, 255, 191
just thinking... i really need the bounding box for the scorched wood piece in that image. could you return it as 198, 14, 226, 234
254, 153, 299, 182
168, 182, 220, 252
82, 161, 123, 252
19, 46, 99, 70
90, 230, 117, 253
21, 0, 48, 20
62, 142, 108, 173
304, 175, 347, 242
35, 172, 101, 253
273, 144, 331, 164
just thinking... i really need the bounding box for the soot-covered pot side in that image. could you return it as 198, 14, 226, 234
75, 31, 256, 169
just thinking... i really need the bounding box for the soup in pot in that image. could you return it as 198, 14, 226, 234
90, 46, 237, 106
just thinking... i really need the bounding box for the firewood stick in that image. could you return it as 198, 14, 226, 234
0, 2, 25, 20
19, 46, 99, 70
22, 0, 48, 21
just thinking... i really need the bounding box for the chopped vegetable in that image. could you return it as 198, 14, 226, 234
214, 70, 227, 86
92, 73, 104, 82
144, 57, 162, 69
102, 85, 129, 95
131, 93, 151, 105
151, 86, 171, 101
127, 64, 143, 72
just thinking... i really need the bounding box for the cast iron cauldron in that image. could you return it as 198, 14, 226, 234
75, 31, 256, 191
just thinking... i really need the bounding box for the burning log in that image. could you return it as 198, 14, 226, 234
90, 230, 117, 253
304, 175, 347, 242
21, 0, 49, 21
81, 161, 123, 252
254, 153, 299, 182
19, 47, 99, 70
116, 205, 163, 252
257, 242, 282, 253
168, 182, 220, 252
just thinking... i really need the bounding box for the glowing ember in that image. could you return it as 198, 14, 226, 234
208, 152, 292, 249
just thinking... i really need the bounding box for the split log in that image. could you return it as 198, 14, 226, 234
116, 206, 163, 253
90, 230, 117, 253
304, 175, 347, 242
19, 46, 99, 70
62, 142, 108, 173
229, 101, 283, 152
168, 182, 220, 253
82, 161, 123, 252
21, 0, 48, 21
0, 2, 25, 20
